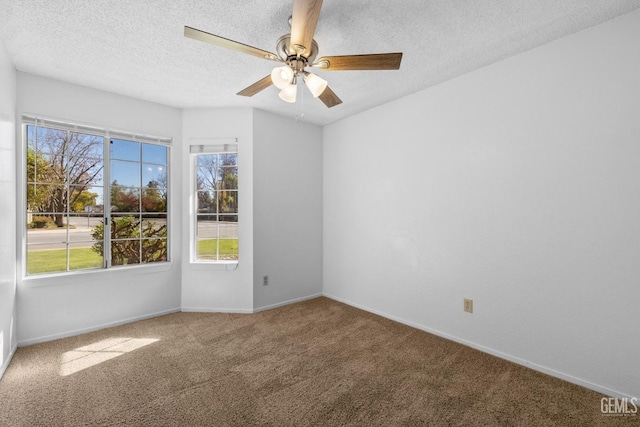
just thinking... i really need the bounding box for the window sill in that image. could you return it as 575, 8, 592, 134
189, 261, 239, 271
21, 261, 174, 287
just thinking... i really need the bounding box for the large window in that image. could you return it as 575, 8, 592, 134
192, 143, 238, 262
25, 119, 170, 275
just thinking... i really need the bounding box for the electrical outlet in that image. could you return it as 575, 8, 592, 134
263, 275, 269, 286
464, 299, 473, 313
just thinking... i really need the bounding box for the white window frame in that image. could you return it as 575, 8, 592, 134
20, 115, 172, 278
190, 140, 239, 265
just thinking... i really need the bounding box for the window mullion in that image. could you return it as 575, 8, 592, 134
139, 146, 142, 264
216, 156, 220, 261
65, 130, 70, 272
104, 134, 112, 268
194, 155, 199, 261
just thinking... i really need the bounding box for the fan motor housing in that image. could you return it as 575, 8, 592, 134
276, 34, 319, 64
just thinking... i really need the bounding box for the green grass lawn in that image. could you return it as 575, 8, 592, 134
27, 247, 103, 274
197, 239, 238, 260
27, 239, 238, 274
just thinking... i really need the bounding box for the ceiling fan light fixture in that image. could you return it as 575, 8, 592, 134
185, 0, 401, 109
271, 65, 294, 89
304, 72, 328, 98
279, 82, 297, 103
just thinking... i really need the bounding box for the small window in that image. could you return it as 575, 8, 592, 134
192, 143, 238, 262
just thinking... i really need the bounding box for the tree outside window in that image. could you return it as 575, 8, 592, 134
194, 147, 238, 262
26, 124, 170, 275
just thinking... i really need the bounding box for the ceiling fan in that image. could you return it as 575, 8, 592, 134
184, 0, 402, 108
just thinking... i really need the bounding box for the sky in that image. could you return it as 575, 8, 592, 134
28, 127, 168, 209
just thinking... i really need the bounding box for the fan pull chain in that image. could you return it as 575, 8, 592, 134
295, 80, 304, 122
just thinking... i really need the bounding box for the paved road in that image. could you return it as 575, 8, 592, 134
28, 228, 94, 250
27, 217, 237, 250
28, 217, 97, 250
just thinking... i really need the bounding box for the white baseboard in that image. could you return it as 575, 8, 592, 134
0, 343, 18, 380
323, 293, 634, 400
18, 307, 181, 347
181, 307, 253, 314
253, 293, 322, 313
17, 295, 322, 348
182, 293, 322, 314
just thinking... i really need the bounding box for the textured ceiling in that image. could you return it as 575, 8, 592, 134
1, 0, 639, 125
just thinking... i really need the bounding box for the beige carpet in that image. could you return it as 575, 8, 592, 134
0, 297, 632, 426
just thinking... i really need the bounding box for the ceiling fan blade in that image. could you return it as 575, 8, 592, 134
314, 53, 403, 70
237, 75, 273, 97
184, 26, 279, 62
290, 0, 323, 56
318, 86, 342, 108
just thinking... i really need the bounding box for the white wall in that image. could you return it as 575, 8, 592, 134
181, 108, 254, 312
16, 73, 183, 345
181, 108, 322, 313
0, 41, 17, 378
323, 10, 640, 399
253, 109, 323, 311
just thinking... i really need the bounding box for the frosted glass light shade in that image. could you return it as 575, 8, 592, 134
279, 83, 297, 103
304, 72, 328, 97
271, 66, 294, 89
